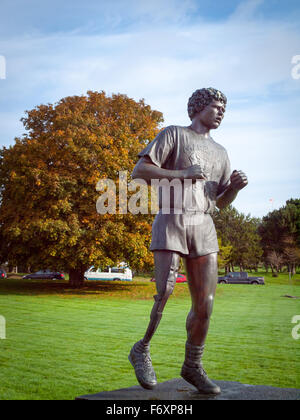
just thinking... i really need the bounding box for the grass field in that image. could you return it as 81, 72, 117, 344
0, 271, 299, 400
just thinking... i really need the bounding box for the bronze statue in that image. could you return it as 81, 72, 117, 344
128, 88, 248, 394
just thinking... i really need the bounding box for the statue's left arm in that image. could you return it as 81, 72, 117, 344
216, 170, 248, 209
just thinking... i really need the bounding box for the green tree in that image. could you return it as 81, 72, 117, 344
217, 238, 233, 273
258, 198, 300, 273
0, 91, 163, 286
285, 199, 300, 247
213, 206, 263, 272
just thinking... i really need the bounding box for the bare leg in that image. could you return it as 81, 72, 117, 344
180, 252, 220, 394
185, 252, 218, 346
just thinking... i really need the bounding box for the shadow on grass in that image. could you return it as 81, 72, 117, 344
0, 277, 152, 298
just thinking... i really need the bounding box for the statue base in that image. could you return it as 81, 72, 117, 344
76, 378, 300, 400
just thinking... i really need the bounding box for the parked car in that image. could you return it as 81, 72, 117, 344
218, 272, 265, 285
0, 269, 7, 279
84, 266, 133, 281
23, 270, 65, 280
150, 273, 187, 283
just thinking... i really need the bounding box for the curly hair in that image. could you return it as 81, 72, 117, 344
187, 88, 227, 120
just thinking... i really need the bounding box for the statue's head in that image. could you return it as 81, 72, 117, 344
187, 88, 227, 121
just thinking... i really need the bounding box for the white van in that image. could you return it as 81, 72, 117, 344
84, 265, 133, 282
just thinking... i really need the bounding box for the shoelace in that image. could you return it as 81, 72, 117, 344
143, 353, 153, 368
196, 366, 208, 378
187, 363, 208, 378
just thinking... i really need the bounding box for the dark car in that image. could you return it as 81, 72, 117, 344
23, 270, 65, 280
218, 272, 265, 285
151, 273, 187, 283
0, 269, 7, 279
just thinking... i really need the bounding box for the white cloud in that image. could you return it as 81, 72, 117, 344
1, 15, 299, 102
0, 1, 299, 217
0, 0, 199, 39
230, 0, 264, 21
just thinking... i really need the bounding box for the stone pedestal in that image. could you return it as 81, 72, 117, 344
76, 378, 300, 400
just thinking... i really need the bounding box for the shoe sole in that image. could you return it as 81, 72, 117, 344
128, 352, 157, 390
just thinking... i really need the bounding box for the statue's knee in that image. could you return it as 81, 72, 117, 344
195, 294, 214, 320
165, 282, 174, 297
206, 294, 214, 318
164, 282, 175, 300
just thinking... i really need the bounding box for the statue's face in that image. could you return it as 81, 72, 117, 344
197, 99, 226, 130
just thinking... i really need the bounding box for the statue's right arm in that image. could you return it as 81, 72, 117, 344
131, 157, 207, 183
132, 157, 184, 182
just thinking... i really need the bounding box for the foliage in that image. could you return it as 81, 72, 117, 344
213, 206, 263, 271
0, 91, 163, 285
259, 199, 300, 274
217, 238, 232, 270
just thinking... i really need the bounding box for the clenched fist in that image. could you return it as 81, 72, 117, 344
230, 170, 248, 191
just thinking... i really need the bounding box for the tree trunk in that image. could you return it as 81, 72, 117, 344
69, 268, 85, 288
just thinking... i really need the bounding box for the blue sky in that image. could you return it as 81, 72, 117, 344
0, 0, 299, 218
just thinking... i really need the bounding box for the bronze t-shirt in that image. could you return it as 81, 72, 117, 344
138, 125, 231, 257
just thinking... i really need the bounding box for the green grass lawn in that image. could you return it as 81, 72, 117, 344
0, 271, 299, 400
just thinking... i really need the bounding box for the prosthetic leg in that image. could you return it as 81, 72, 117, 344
128, 251, 180, 389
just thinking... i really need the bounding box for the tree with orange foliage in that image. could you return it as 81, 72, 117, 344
0, 91, 163, 286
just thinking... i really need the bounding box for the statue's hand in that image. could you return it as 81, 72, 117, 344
230, 170, 248, 191
183, 165, 207, 180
